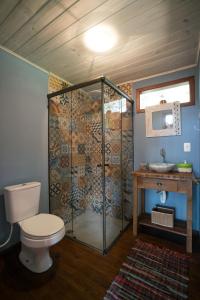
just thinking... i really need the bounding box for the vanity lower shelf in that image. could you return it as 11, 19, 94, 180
133, 170, 194, 252
139, 213, 187, 237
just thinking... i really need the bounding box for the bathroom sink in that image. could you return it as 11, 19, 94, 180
149, 163, 176, 173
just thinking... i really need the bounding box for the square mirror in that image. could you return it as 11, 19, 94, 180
145, 102, 181, 137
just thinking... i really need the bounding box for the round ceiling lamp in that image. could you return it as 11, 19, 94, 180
84, 25, 117, 53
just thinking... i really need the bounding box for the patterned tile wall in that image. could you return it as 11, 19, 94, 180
104, 85, 133, 220
49, 75, 133, 225
118, 82, 133, 99
118, 82, 133, 220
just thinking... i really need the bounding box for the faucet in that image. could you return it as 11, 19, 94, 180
160, 148, 166, 163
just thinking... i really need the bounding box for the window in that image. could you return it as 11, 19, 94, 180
136, 76, 195, 113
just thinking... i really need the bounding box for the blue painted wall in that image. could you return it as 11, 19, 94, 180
197, 50, 200, 105
133, 67, 200, 230
0, 50, 49, 250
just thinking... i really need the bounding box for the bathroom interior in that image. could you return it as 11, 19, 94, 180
0, 1, 200, 299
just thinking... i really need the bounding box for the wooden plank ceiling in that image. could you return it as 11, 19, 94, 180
0, 0, 200, 84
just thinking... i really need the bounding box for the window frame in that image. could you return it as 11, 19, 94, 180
136, 76, 195, 113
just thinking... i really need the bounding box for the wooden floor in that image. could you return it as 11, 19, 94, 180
0, 225, 200, 300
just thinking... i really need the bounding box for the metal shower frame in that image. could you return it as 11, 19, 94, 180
47, 76, 134, 254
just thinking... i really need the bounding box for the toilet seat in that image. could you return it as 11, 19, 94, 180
22, 226, 65, 240
19, 213, 65, 249
19, 213, 64, 239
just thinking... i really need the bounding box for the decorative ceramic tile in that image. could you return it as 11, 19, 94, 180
111, 131, 121, 141
111, 143, 121, 155
76, 144, 84, 155
49, 128, 60, 145
59, 168, 71, 179
85, 143, 92, 155
105, 143, 111, 154
78, 176, 86, 188
50, 143, 61, 159
111, 155, 120, 165
92, 132, 101, 143
122, 117, 132, 130
91, 121, 102, 134
85, 165, 92, 175
50, 183, 61, 197
117, 82, 132, 98
92, 176, 102, 195
92, 143, 102, 154
60, 191, 69, 206
72, 154, 86, 165
105, 153, 111, 164
77, 166, 85, 176
61, 144, 70, 154
60, 93, 70, 105
71, 166, 78, 175
50, 157, 59, 169
62, 180, 71, 191
50, 169, 61, 182
91, 100, 101, 113
77, 133, 87, 144
85, 155, 91, 163
91, 198, 103, 214
112, 168, 121, 179
91, 152, 102, 165
49, 117, 59, 129
59, 155, 70, 168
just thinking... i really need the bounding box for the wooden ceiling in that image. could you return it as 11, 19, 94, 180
0, 0, 200, 84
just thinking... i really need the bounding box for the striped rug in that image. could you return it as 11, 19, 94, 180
104, 240, 190, 300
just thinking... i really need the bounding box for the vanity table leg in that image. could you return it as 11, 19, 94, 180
133, 176, 138, 237
141, 189, 145, 215
186, 188, 192, 253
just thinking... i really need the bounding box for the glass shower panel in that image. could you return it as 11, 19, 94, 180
49, 93, 72, 230
122, 100, 133, 229
104, 84, 123, 249
66, 83, 104, 251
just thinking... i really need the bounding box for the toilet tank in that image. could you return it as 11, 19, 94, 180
4, 182, 41, 223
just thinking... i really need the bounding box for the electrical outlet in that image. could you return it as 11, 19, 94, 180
184, 143, 191, 152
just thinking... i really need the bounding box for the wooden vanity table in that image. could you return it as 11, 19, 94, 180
133, 169, 194, 253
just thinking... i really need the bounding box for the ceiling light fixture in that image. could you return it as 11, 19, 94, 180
84, 25, 117, 53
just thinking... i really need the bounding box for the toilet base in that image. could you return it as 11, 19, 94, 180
19, 243, 53, 273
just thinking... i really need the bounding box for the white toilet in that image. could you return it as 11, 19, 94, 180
4, 182, 65, 273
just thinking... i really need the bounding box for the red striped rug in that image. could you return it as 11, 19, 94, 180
104, 240, 190, 300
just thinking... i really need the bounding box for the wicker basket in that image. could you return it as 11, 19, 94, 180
151, 207, 174, 228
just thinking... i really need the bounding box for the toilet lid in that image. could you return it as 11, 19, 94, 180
19, 213, 64, 237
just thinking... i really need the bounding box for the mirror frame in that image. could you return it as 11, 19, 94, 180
145, 102, 181, 137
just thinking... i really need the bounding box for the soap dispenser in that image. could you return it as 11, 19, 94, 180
176, 160, 192, 173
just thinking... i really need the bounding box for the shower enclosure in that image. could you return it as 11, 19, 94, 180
48, 77, 133, 253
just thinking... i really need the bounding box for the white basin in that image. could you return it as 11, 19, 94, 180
149, 163, 175, 173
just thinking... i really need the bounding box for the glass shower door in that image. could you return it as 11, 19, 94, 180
49, 93, 73, 230
104, 84, 123, 250
122, 99, 133, 229
67, 83, 104, 251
